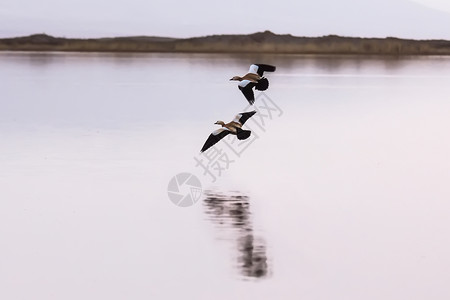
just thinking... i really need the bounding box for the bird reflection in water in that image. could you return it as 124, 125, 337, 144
203, 191, 269, 279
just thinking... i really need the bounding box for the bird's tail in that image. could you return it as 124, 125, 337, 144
255, 77, 269, 91
236, 128, 251, 140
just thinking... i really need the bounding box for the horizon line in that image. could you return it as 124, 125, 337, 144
2, 30, 450, 42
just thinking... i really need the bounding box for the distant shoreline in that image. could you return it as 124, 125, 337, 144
1, 31, 450, 55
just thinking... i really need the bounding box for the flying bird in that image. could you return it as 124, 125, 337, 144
230, 64, 276, 105
200, 111, 257, 153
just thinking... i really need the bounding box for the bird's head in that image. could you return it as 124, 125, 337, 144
214, 121, 225, 126
229, 76, 241, 81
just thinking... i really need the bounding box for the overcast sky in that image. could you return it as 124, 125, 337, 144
1, 0, 450, 39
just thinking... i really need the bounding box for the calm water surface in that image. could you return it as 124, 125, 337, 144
1, 52, 450, 299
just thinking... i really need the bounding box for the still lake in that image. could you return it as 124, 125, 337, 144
1, 52, 450, 299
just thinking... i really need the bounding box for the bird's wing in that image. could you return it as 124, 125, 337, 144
233, 111, 257, 125
248, 64, 260, 75
238, 80, 255, 105
200, 128, 231, 153
249, 64, 277, 76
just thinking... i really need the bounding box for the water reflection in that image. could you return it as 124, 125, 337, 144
203, 191, 269, 279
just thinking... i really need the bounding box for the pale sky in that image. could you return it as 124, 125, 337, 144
1, 0, 450, 39
413, 0, 450, 12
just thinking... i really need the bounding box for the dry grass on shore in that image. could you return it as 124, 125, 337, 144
1, 31, 450, 55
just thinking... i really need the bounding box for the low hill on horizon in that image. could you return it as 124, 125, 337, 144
1, 31, 450, 55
